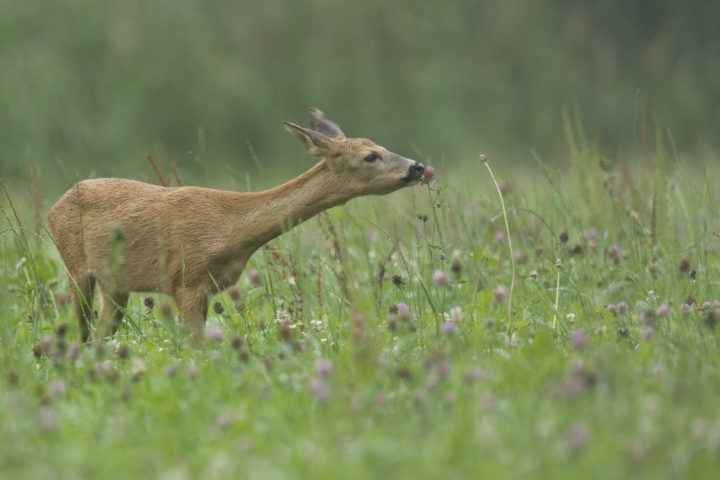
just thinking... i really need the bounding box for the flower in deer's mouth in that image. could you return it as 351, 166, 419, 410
421, 165, 435, 184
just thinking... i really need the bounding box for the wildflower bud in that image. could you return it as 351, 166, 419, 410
585, 228, 598, 249
421, 165, 436, 184
248, 268, 262, 286
230, 336, 243, 351
432, 269, 448, 287
616, 301, 628, 314
42, 335, 52, 352
227, 286, 241, 301
451, 258, 462, 275
205, 324, 224, 341
213, 301, 224, 315
493, 285, 507, 303
143, 296, 155, 311
559, 230, 569, 243
643, 325, 655, 341
479, 154, 487, 164
392, 274, 404, 286
679, 257, 691, 273
314, 359, 333, 376
570, 330, 587, 350
67, 342, 80, 360
396, 302, 410, 319
441, 321, 456, 335
571, 243, 583, 255
655, 304, 670, 317
705, 309, 720, 328
308, 377, 331, 402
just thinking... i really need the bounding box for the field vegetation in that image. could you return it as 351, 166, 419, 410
2, 1, 720, 478
3, 146, 720, 478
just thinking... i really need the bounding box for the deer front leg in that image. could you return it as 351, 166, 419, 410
96, 289, 129, 340
69, 273, 96, 344
174, 287, 208, 344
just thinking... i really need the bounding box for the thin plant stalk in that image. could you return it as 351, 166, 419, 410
553, 269, 560, 329
480, 155, 515, 330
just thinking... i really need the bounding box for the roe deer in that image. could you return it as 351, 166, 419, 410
48, 108, 425, 343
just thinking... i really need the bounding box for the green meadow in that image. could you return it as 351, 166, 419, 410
2, 1, 720, 479
3, 152, 720, 478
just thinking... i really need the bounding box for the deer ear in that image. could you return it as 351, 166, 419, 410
284, 121, 335, 157
308, 108, 346, 139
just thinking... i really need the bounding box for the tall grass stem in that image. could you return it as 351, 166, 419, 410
480, 155, 515, 330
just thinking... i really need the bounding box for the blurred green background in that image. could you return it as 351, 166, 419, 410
2, 0, 719, 197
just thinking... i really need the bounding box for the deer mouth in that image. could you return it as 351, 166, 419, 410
402, 162, 425, 183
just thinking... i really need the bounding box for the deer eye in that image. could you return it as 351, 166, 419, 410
364, 153, 380, 163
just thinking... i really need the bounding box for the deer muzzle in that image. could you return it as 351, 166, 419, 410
403, 162, 425, 183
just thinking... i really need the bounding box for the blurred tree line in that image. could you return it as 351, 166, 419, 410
1, 0, 718, 194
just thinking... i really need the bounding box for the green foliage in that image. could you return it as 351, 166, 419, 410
2, 0, 719, 194
2, 156, 720, 478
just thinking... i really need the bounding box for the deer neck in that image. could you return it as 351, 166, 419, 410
239, 160, 351, 248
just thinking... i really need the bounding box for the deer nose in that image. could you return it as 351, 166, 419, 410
412, 162, 425, 176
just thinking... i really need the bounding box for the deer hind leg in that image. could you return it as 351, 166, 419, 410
69, 273, 96, 344
173, 287, 208, 345
96, 288, 129, 340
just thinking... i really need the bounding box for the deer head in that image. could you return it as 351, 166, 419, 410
284, 108, 425, 195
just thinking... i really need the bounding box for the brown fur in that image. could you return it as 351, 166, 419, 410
47, 108, 424, 343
